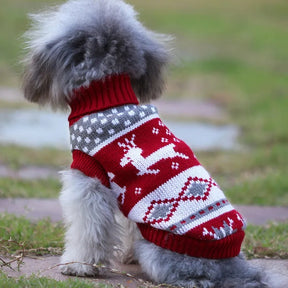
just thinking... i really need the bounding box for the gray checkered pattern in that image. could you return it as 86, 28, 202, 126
70, 104, 158, 156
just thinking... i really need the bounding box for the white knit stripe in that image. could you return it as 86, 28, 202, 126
170, 204, 235, 235
155, 185, 228, 228
89, 113, 159, 155
151, 189, 229, 230
128, 166, 228, 225
128, 166, 210, 215
132, 189, 232, 232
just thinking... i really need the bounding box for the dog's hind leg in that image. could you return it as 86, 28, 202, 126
114, 212, 142, 264
59, 169, 121, 276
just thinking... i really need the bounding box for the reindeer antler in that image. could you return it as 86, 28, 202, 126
118, 134, 136, 152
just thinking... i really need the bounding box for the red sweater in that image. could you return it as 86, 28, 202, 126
68, 74, 246, 259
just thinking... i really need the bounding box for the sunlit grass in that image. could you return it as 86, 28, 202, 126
0, 177, 60, 198
244, 221, 288, 259
0, 214, 64, 255
0, 144, 70, 170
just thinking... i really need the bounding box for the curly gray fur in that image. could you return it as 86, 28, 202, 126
136, 240, 270, 288
22, 0, 170, 109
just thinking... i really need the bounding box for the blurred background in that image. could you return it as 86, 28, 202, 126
1, 0, 287, 204
0, 0, 288, 278
0, 0, 287, 219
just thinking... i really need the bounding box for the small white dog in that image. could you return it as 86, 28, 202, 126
22, 0, 269, 287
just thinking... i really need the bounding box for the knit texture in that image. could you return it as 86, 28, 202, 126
68, 75, 246, 259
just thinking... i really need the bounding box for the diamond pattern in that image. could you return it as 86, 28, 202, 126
150, 203, 174, 220
143, 176, 217, 225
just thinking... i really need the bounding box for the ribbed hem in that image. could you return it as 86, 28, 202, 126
71, 150, 110, 187
138, 223, 245, 259
68, 74, 139, 125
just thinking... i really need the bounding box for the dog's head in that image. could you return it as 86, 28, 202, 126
22, 0, 170, 110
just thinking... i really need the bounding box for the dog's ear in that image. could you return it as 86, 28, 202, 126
130, 33, 170, 103
22, 28, 90, 110
23, 46, 54, 107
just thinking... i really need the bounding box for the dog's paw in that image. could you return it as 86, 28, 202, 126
59, 262, 99, 277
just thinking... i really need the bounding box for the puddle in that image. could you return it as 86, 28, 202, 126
165, 120, 239, 151
0, 109, 239, 151
0, 109, 70, 149
153, 99, 225, 121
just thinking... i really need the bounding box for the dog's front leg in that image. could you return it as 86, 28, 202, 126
59, 169, 121, 276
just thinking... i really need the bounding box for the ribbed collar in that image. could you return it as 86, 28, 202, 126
68, 74, 139, 125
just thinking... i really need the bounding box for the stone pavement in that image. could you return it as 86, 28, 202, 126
1, 198, 288, 287
1, 256, 148, 288
1, 255, 287, 288
1, 198, 288, 226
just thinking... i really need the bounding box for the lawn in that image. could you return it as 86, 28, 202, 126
0, 0, 288, 285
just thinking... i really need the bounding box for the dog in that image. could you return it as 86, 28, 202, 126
22, 0, 269, 287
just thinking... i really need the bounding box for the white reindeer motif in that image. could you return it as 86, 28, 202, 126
203, 218, 235, 240
108, 172, 126, 204
118, 134, 189, 176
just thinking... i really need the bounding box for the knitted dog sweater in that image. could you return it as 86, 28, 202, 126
68, 74, 246, 259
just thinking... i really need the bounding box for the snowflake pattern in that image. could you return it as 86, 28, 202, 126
171, 162, 179, 170
152, 127, 159, 134
135, 187, 142, 195
166, 129, 172, 136
70, 104, 158, 155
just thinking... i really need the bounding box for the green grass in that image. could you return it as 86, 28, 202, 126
0, 178, 60, 198
244, 221, 288, 259
197, 148, 288, 206
0, 0, 60, 86
0, 273, 102, 288
0, 144, 65, 198
226, 170, 288, 206
1, 214, 287, 260
0, 145, 70, 170
0, 214, 63, 255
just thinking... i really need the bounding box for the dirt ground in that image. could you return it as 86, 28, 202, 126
1, 255, 288, 288
1, 256, 150, 288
